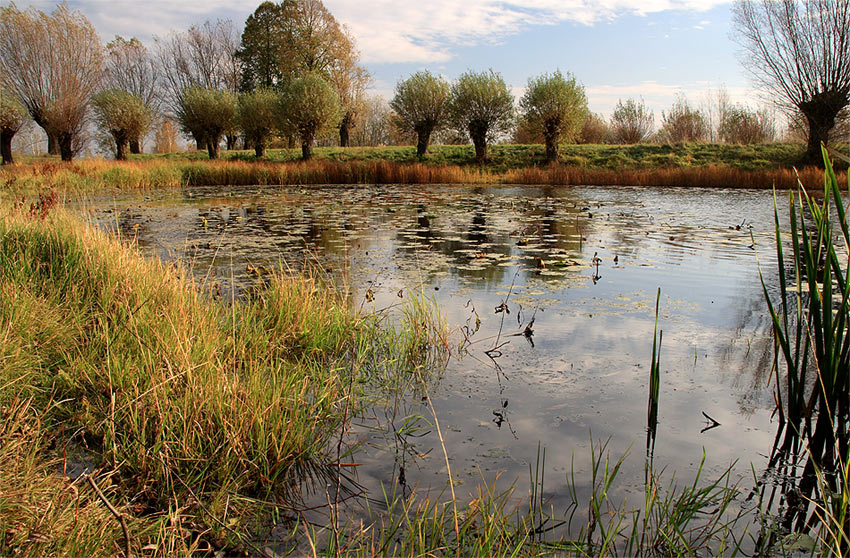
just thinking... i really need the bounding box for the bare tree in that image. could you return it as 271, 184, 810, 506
351, 95, 392, 147
733, 0, 850, 164
0, 4, 103, 161
719, 104, 776, 144
660, 94, 709, 143
701, 86, 731, 142
610, 98, 653, 144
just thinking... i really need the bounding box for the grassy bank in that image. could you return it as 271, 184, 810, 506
2, 143, 845, 192
139, 143, 810, 172
0, 200, 448, 555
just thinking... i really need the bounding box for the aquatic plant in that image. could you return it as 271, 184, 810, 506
757, 145, 850, 550
647, 288, 662, 456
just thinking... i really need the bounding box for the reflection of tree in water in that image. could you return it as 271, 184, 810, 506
714, 290, 776, 416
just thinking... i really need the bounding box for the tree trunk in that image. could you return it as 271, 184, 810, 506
0, 129, 15, 165
543, 121, 560, 163
416, 129, 432, 159
301, 133, 314, 160
804, 116, 834, 167
116, 140, 129, 161
192, 132, 204, 152
207, 137, 220, 160
801, 93, 844, 167
58, 132, 74, 162
226, 134, 237, 150
112, 131, 129, 161
255, 142, 266, 158
129, 139, 141, 154
339, 122, 350, 147
47, 133, 59, 155
469, 122, 488, 163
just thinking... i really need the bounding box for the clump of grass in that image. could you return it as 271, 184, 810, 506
0, 199, 448, 553
318, 438, 744, 557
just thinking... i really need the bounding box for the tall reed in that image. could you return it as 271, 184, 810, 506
757, 146, 850, 546
3, 156, 843, 193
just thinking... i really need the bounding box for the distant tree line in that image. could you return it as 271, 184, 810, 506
0, 0, 846, 165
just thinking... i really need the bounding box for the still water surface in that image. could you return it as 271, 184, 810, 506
85, 184, 787, 531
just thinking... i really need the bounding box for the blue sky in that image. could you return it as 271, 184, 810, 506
18, 1, 757, 119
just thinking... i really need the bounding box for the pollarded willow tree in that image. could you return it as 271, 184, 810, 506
155, 19, 241, 150
448, 69, 514, 163
0, 4, 103, 161
390, 71, 451, 158
519, 71, 588, 163
105, 37, 159, 154
0, 91, 27, 165
91, 90, 153, 160
239, 88, 279, 157
733, 0, 850, 165
176, 87, 238, 159
279, 72, 340, 160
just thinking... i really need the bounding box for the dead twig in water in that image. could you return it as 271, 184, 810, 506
700, 411, 721, 433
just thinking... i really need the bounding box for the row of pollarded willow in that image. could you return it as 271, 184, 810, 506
173, 74, 340, 161
0, 0, 368, 163
392, 69, 586, 164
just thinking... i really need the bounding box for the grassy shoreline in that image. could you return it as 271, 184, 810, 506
2, 143, 846, 192
0, 201, 448, 555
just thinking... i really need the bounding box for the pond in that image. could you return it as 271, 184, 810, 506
83, 183, 789, 545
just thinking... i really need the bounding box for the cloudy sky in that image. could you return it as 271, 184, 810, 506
18, 0, 756, 118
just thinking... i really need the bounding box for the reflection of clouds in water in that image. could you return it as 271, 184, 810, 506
81, 183, 784, 531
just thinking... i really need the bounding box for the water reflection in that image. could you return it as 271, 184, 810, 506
84, 184, 790, 541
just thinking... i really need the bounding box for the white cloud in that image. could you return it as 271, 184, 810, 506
19, 0, 733, 65
328, 0, 733, 63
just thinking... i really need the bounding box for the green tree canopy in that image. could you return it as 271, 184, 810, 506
0, 91, 27, 164
448, 69, 514, 162
390, 71, 450, 158
237, 2, 286, 90
519, 71, 587, 162
176, 87, 238, 159
279, 72, 340, 160
238, 0, 369, 147
91, 89, 153, 160
239, 88, 279, 157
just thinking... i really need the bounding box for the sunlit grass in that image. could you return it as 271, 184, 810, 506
0, 199, 448, 555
